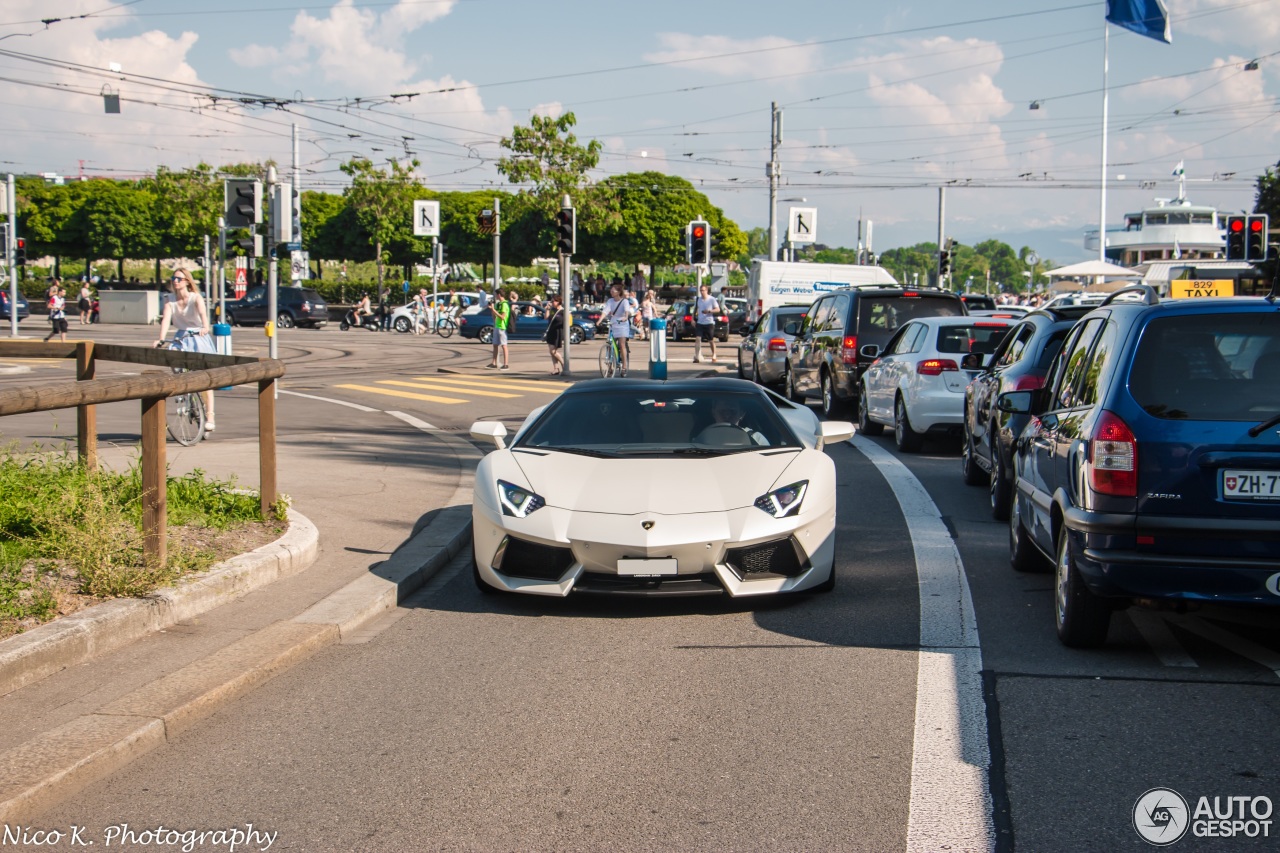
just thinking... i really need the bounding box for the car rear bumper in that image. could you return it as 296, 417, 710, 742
1063, 508, 1280, 604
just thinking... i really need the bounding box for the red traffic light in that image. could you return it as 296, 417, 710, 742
692, 225, 706, 239
1251, 218, 1265, 232
1229, 219, 1246, 232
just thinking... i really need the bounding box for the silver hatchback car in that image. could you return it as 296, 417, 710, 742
737, 304, 809, 388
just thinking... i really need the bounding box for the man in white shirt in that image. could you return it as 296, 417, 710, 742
693, 284, 719, 363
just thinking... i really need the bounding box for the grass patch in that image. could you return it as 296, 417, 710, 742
0, 448, 281, 638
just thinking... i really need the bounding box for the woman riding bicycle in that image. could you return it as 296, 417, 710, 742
154, 269, 216, 431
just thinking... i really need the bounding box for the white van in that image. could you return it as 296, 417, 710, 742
747, 260, 897, 321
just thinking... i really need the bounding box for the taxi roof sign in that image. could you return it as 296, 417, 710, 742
1170, 279, 1233, 298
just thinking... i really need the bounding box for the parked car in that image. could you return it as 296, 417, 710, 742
857, 315, 1014, 451
736, 304, 808, 388
0, 290, 29, 323
390, 291, 481, 333
469, 377, 854, 597
785, 286, 967, 417
1000, 285, 1280, 647
960, 305, 1094, 518
664, 299, 729, 342
959, 293, 997, 312
226, 286, 328, 329
723, 297, 750, 334
458, 301, 595, 345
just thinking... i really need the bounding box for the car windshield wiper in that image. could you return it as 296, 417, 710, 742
1248, 412, 1280, 438
533, 446, 617, 458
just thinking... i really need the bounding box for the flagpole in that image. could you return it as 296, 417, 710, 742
1098, 20, 1110, 265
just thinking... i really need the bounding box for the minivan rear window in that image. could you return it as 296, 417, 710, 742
861, 297, 964, 332
935, 323, 1012, 354
1129, 313, 1280, 420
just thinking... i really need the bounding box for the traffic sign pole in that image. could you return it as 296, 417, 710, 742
7, 174, 16, 338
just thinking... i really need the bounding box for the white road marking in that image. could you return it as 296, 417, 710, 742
1166, 613, 1280, 679
278, 389, 378, 412
1128, 610, 1198, 668
850, 435, 994, 853
386, 410, 438, 431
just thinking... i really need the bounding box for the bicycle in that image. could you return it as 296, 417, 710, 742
161, 331, 207, 446
599, 332, 627, 378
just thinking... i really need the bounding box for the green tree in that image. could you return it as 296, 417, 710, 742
147, 164, 221, 258
83, 180, 157, 280
340, 157, 422, 298
300, 191, 347, 277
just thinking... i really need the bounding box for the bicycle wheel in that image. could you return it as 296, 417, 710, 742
598, 341, 616, 377
437, 318, 456, 339
167, 392, 206, 446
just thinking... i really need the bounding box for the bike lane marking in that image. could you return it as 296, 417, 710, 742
850, 435, 994, 853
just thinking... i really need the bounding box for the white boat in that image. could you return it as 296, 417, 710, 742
1084, 196, 1226, 266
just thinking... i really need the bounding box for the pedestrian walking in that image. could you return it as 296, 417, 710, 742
639, 290, 656, 341
44, 285, 68, 342
693, 284, 719, 363
488, 290, 511, 370
543, 295, 566, 375
78, 282, 93, 325
154, 269, 216, 431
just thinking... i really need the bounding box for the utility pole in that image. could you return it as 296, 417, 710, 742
266, 166, 279, 361
203, 234, 211, 305
6, 174, 16, 338
492, 197, 501, 297
559, 194, 573, 376
767, 103, 781, 263
217, 216, 226, 323
937, 186, 946, 288
292, 123, 301, 246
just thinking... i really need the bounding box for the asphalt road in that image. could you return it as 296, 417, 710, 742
4, 320, 1280, 851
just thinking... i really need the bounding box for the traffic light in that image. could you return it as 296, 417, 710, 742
706, 225, 720, 260
939, 248, 951, 278
290, 187, 301, 243
1225, 215, 1246, 260
555, 208, 575, 255
0, 224, 7, 256
224, 179, 262, 229
237, 234, 263, 256
1246, 214, 1268, 262
14, 237, 26, 266
270, 183, 293, 244
679, 227, 691, 264
690, 220, 709, 264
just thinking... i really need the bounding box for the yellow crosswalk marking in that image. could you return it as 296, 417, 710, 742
414, 376, 566, 394
335, 384, 467, 404
378, 380, 519, 399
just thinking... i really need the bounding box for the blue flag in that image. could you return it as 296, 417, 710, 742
1107, 0, 1172, 43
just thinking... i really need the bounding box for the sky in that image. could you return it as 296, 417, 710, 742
2, 0, 1279, 263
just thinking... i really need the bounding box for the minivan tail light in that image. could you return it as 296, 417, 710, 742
1089, 410, 1137, 497
917, 358, 959, 376
841, 335, 858, 364
767, 336, 788, 352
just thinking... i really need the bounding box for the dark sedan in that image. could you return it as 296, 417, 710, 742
458, 301, 595, 345
664, 299, 729, 342
226, 286, 329, 329
0, 290, 29, 323
960, 305, 1091, 518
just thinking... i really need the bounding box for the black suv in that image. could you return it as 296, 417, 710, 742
226, 286, 329, 329
785, 286, 966, 416
1000, 285, 1280, 647
961, 305, 1093, 519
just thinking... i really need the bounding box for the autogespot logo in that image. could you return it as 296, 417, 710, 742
1134, 788, 1190, 846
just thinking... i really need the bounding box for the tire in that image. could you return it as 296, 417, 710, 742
166, 392, 206, 447
858, 386, 884, 436
437, 319, 456, 339
569, 326, 584, 345
598, 341, 616, 377
737, 354, 748, 379
393, 316, 411, 333
718, 333, 729, 343
820, 371, 845, 417
339, 320, 350, 331
673, 326, 683, 342
894, 396, 924, 452
478, 326, 494, 345
277, 312, 295, 329
1054, 527, 1112, 648
1008, 492, 1046, 573
786, 365, 803, 403
961, 421, 986, 486
989, 436, 1013, 521
751, 356, 763, 386
227, 313, 238, 327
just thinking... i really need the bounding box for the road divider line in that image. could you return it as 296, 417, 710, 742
379, 380, 520, 399
1166, 613, 1280, 679
850, 435, 994, 853
1128, 610, 1198, 668
385, 411, 438, 431
278, 389, 378, 412
417, 376, 566, 394
335, 384, 467, 404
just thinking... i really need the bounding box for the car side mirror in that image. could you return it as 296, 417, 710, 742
960, 352, 985, 370
738, 322, 754, 337
996, 391, 1033, 415
469, 421, 508, 450
859, 344, 880, 359
817, 420, 856, 449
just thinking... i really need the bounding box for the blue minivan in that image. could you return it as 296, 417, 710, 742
999, 285, 1280, 647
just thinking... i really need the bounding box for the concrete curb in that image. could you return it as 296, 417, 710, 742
0, 511, 320, 700
0, 431, 481, 822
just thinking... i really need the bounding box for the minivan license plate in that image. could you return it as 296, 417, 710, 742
1223, 469, 1280, 500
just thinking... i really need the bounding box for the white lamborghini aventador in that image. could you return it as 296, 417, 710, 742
470, 377, 854, 597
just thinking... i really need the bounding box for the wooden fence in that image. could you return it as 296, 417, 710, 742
0, 341, 286, 568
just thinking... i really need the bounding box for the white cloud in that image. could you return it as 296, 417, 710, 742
643, 33, 822, 80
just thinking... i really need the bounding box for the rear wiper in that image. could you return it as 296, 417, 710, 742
1248, 413, 1280, 438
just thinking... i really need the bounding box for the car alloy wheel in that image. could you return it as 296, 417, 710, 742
961, 422, 985, 486
570, 326, 584, 345
786, 366, 803, 403
894, 397, 923, 452
394, 316, 411, 333
751, 356, 762, 385
277, 313, 295, 329
821, 373, 840, 417
989, 436, 1012, 520
858, 387, 884, 436
1008, 493, 1044, 573
1054, 528, 1112, 647
478, 326, 494, 345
